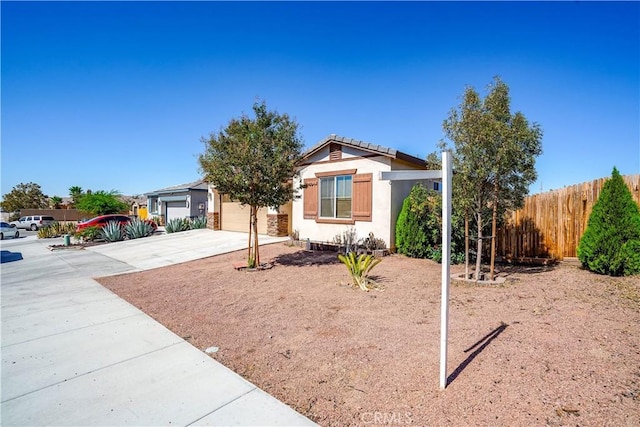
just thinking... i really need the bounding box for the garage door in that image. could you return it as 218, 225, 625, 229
165, 200, 190, 222
221, 201, 268, 234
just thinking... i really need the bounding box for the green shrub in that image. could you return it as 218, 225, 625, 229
125, 218, 155, 239
189, 216, 207, 229
395, 184, 465, 263
577, 167, 640, 276
75, 226, 102, 242
165, 218, 190, 233
101, 220, 125, 242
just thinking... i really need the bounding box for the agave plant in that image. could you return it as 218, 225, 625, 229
125, 218, 154, 239
165, 218, 190, 234
101, 220, 125, 242
189, 216, 207, 230
337, 252, 382, 291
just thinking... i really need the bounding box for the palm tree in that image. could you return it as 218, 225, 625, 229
68, 186, 83, 207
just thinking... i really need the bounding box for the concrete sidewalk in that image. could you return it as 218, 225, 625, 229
1, 231, 315, 426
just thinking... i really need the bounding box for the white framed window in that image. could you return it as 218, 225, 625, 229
320, 175, 352, 219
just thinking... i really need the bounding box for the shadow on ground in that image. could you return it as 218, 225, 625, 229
447, 322, 509, 386
273, 250, 341, 267
1, 250, 23, 263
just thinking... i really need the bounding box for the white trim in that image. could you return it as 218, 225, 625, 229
379, 170, 442, 181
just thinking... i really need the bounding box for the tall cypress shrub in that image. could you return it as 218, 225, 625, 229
577, 168, 640, 276
395, 184, 465, 263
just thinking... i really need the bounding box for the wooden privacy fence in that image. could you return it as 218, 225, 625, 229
496, 174, 640, 260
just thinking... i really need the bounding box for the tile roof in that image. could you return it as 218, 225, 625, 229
145, 179, 208, 196
301, 134, 425, 167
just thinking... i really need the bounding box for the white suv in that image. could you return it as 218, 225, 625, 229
11, 215, 55, 231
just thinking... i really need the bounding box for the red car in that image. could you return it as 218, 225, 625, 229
76, 214, 157, 232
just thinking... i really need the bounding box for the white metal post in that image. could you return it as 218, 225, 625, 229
439, 151, 452, 389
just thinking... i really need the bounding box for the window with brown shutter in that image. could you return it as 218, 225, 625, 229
352, 173, 372, 221
303, 178, 318, 219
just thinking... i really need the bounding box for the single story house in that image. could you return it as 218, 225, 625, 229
146, 180, 208, 223
292, 134, 439, 251
202, 134, 438, 245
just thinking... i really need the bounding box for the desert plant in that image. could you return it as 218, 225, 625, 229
37, 227, 54, 239
36, 222, 75, 239
362, 232, 387, 252
577, 167, 640, 276
165, 218, 190, 233
189, 216, 207, 229
151, 216, 165, 226
337, 252, 382, 291
334, 226, 359, 254
75, 226, 102, 242
125, 218, 155, 239
101, 220, 125, 242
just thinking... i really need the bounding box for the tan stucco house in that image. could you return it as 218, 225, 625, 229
292, 134, 438, 251
204, 134, 438, 248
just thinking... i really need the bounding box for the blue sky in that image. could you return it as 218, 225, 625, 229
2, 1, 639, 199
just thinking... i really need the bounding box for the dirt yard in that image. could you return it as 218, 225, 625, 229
96, 243, 640, 426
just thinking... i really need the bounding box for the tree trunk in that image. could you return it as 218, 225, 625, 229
247, 207, 253, 265
252, 205, 260, 267
475, 211, 483, 282
490, 182, 500, 281
465, 215, 469, 279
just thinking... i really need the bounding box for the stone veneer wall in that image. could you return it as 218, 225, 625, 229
267, 213, 288, 237
206, 212, 220, 230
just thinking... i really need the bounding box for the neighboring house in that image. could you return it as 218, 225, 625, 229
292, 134, 438, 251
121, 196, 148, 219
146, 180, 208, 222
206, 187, 292, 237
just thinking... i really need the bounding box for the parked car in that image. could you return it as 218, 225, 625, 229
75, 214, 158, 232
0, 222, 20, 239
11, 215, 55, 231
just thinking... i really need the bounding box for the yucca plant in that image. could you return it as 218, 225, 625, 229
125, 218, 154, 239
189, 216, 207, 230
337, 252, 382, 291
165, 218, 190, 233
49, 222, 76, 237
101, 220, 125, 242
37, 227, 55, 239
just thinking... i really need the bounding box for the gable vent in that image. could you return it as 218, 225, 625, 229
329, 143, 342, 161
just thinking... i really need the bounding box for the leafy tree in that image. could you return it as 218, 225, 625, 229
0, 182, 49, 213
49, 196, 63, 209
443, 77, 542, 280
577, 167, 640, 276
199, 100, 304, 267
69, 186, 84, 207
483, 78, 542, 280
443, 85, 494, 281
75, 190, 129, 216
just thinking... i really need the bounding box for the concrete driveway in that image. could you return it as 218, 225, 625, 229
1, 230, 313, 426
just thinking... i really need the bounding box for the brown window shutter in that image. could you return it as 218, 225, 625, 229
329, 143, 342, 161
303, 178, 318, 219
352, 173, 372, 221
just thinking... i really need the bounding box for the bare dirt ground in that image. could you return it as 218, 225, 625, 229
97, 243, 640, 427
